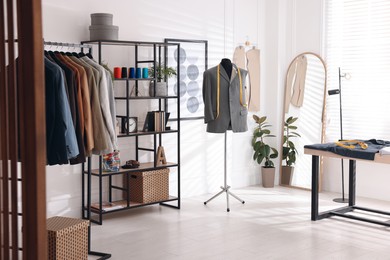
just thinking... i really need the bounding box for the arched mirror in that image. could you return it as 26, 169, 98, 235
280, 52, 327, 190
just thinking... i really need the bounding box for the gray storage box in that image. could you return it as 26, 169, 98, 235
89, 25, 118, 41
91, 13, 113, 25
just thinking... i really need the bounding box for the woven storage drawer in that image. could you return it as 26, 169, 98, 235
47, 216, 89, 260
127, 168, 169, 203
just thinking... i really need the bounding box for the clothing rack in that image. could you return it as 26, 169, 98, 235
43, 40, 93, 54
44, 40, 111, 259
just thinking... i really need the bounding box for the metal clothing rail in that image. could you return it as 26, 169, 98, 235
43, 40, 93, 50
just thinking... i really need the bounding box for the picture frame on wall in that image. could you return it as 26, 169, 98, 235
164, 38, 208, 120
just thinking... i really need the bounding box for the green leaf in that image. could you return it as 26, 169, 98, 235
271, 147, 279, 157
254, 131, 263, 138
257, 155, 265, 165
264, 134, 276, 138
290, 131, 301, 137
253, 115, 260, 123
265, 160, 274, 167
288, 126, 298, 130
287, 117, 298, 124
262, 129, 271, 135
288, 141, 295, 149
257, 116, 267, 124
283, 147, 290, 157
264, 145, 271, 156
283, 136, 287, 144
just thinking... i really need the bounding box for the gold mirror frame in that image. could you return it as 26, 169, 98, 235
279, 52, 327, 191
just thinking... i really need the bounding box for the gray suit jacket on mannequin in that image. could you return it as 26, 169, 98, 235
202, 64, 248, 133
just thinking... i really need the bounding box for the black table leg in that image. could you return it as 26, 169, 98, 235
311, 155, 319, 221
349, 160, 356, 206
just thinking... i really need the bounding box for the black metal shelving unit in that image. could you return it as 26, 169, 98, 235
81, 40, 181, 225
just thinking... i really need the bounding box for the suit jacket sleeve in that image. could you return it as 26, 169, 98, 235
202, 70, 215, 123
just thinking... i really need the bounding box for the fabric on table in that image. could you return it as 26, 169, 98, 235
304, 139, 390, 160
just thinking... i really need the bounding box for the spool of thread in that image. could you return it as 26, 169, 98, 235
121, 67, 127, 78
142, 68, 149, 78
114, 67, 121, 79
136, 68, 142, 78
129, 67, 135, 78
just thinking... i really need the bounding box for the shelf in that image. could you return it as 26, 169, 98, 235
117, 129, 178, 137
137, 60, 155, 64
89, 197, 178, 214
88, 162, 178, 176
82, 38, 181, 224
81, 40, 179, 47
113, 78, 154, 81
114, 96, 178, 100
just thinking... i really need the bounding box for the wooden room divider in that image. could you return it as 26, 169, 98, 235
0, 0, 47, 259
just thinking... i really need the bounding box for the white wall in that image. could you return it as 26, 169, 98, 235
284, 0, 390, 202
43, 0, 390, 219
42, 0, 266, 218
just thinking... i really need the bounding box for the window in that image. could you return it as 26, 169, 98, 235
325, 0, 390, 141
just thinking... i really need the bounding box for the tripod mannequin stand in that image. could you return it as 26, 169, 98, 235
203, 132, 245, 212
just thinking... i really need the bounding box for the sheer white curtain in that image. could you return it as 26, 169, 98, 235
325, 0, 390, 142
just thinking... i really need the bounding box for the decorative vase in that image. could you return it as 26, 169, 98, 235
261, 167, 275, 188
149, 81, 167, 97
281, 166, 294, 185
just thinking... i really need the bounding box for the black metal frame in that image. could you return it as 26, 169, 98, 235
311, 155, 390, 227
81, 40, 181, 227
164, 38, 208, 121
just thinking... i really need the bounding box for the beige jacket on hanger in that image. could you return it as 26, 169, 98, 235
246, 48, 260, 111
233, 46, 261, 112
289, 55, 307, 108
233, 46, 246, 69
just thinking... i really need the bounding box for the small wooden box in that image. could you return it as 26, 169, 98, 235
47, 216, 89, 260
126, 168, 169, 203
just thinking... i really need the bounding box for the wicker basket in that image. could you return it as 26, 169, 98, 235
47, 216, 89, 260
125, 168, 169, 203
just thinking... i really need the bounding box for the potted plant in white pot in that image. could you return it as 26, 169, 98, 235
149, 63, 177, 97
252, 115, 279, 188
281, 116, 300, 185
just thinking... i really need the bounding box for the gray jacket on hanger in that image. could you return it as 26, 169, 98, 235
202, 64, 248, 133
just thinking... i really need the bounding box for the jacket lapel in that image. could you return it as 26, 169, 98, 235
219, 65, 230, 82
230, 65, 238, 83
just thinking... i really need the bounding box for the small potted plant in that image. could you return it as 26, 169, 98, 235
252, 115, 279, 188
149, 63, 177, 97
281, 116, 301, 185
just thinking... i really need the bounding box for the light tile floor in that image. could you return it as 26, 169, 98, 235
90, 186, 390, 259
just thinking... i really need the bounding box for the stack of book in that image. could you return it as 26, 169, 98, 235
143, 111, 170, 132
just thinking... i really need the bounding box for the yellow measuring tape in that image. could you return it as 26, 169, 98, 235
335, 140, 368, 150
216, 65, 246, 119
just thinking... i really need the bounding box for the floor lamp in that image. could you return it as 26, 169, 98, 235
328, 67, 350, 203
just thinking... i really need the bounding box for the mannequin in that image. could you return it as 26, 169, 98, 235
202, 58, 247, 211
220, 58, 232, 79
202, 58, 248, 133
